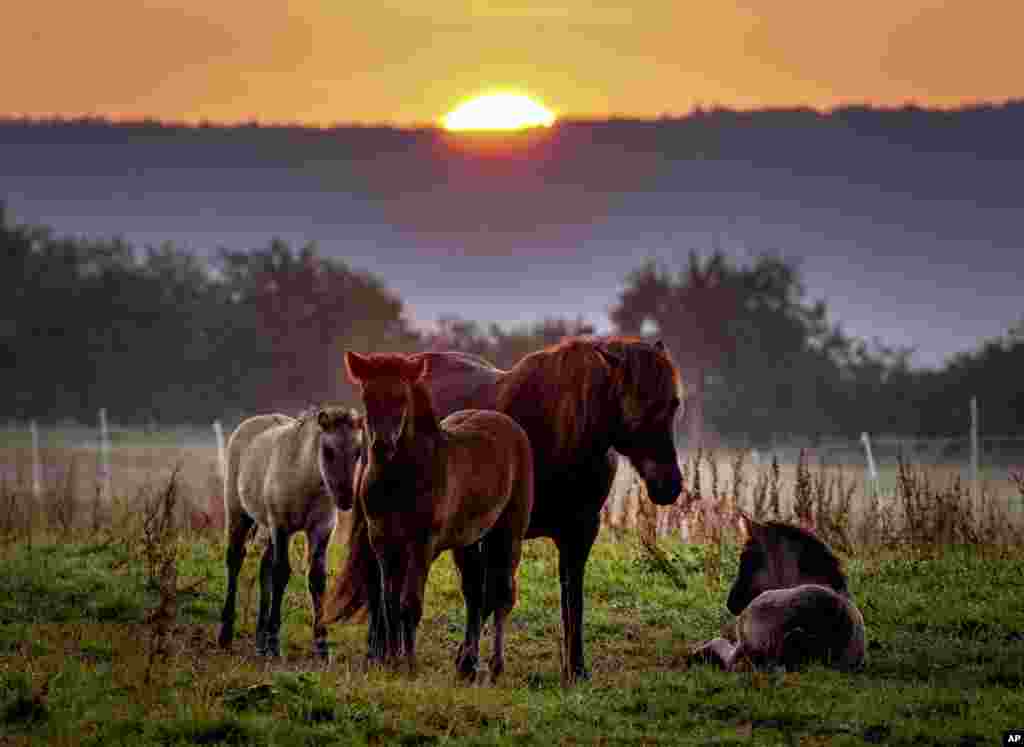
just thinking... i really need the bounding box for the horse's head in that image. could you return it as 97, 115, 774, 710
598, 339, 685, 507
726, 514, 848, 614
344, 351, 427, 465
316, 407, 364, 511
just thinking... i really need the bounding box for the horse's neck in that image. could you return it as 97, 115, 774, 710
293, 417, 324, 490
406, 382, 441, 440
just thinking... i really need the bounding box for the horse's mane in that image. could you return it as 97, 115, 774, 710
496, 335, 678, 461
754, 520, 847, 591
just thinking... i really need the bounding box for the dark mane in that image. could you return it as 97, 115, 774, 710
495, 335, 682, 461
496, 336, 620, 461
753, 520, 847, 591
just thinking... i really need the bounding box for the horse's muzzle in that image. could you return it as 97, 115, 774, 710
641, 459, 684, 506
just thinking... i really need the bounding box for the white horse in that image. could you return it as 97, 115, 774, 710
217, 407, 363, 659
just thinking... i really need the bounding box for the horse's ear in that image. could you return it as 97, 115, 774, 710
345, 351, 371, 383
317, 409, 333, 431
654, 339, 666, 352
594, 344, 623, 370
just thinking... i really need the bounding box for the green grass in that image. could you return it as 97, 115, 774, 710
2, 531, 1024, 746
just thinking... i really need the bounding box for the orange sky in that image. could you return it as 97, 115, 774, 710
5, 1, 1022, 126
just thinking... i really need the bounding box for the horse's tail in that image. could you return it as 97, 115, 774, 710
323, 496, 373, 624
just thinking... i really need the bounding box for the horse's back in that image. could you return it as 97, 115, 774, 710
235, 415, 329, 532
415, 352, 504, 419
226, 415, 293, 515
739, 584, 866, 671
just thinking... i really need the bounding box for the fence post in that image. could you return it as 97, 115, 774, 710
970, 396, 979, 513
98, 408, 111, 502
30, 420, 42, 501
211, 419, 228, 529
213, 420, 227, 485
860, 432, 878, 497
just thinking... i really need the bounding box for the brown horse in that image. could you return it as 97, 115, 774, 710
218, 407, 363, 659
327, 336, 687, 683
691, 515, 866, 672
330, 351, 534, 681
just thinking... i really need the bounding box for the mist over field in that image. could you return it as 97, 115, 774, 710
3, 103, 1023, 372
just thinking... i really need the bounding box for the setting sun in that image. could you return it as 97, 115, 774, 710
441, 93, 556, 132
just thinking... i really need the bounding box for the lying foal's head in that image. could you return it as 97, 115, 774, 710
726, 515, 848, 615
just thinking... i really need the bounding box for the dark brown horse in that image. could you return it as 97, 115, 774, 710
691, 515, 866, 672
331, 351, 534, 681
327, 336, 687, 683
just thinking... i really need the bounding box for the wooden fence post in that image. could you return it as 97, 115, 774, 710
970, 396, 979, 513
861, 432, 879, 497
30, 420, 42, 501
98, 408, 111, 502
211, 420, 227, 529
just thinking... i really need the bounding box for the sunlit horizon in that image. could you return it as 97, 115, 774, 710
441, 92, 556, 132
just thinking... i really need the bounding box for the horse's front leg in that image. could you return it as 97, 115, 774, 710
265, 526, 292, 658
399, 545, 431, 676
690, 638, 739, 670
306, 522, 333, 660
555, 514, 600, 686
365, 557, 388, 667
377, 550, 407, 667
452, 542, 485, 682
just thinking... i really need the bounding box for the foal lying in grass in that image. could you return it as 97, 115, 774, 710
692, 515, 866, 672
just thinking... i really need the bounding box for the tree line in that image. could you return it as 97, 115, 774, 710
3, 206, 1021, 441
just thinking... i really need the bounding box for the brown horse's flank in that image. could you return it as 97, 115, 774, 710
327, 335, 686, 685
340, 351, 533, 681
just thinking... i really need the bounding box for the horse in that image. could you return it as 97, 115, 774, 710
217, 406, 363, 659
690, 515, 866, 672
327, 336, 687, 684
330, 351, 534, 681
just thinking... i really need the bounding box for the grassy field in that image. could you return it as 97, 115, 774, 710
2, 521, 1024, 745
2, 432, 1024, 745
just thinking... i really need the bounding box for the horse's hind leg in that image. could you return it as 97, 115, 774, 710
219, 512, 255, 650
264, 527, 292, 658
306, 524, 333, 660
482, 529, 522, 684
452, 542, 486, 681
255, 536, 274, 655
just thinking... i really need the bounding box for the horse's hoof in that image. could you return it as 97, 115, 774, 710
262, 634, 281, 659
217, 630, 233, 650
455, 654, 479, 682
562, 667, 591, 687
